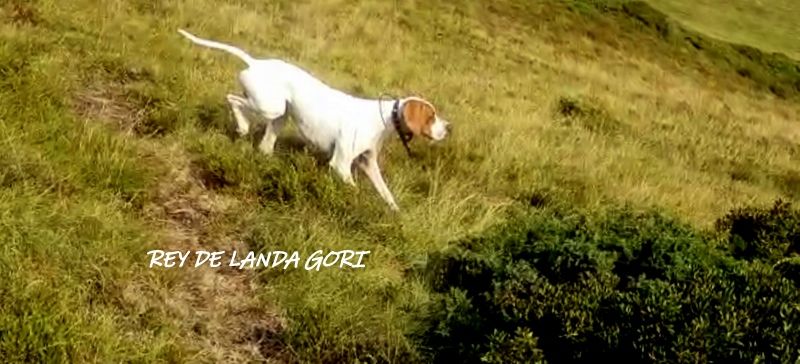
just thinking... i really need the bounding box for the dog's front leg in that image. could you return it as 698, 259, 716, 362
329, 147, 356, 186
258, 116, 286, 155
357, 153, 399, 211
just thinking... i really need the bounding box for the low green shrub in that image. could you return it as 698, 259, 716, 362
716, 199, 800, 262
418, 201, 800, 363
555, 95, 626, 136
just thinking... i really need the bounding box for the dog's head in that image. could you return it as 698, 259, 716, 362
400, 97, 451, 142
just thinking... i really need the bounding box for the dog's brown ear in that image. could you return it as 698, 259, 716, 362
402, 99, 436, 138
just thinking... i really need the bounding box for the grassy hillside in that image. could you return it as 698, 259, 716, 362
1, 0, 798, 362
648, 0, 800, 60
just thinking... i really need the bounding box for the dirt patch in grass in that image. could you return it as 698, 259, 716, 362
139, 142, 294, 363
73, 60, 183, 137
72, 61, 154, 135
73, 80, 150, 135
2, 1, 41, 26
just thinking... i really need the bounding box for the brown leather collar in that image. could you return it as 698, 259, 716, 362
391, 99, 415, 158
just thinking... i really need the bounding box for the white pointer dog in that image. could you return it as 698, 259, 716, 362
177, 29, 451, 211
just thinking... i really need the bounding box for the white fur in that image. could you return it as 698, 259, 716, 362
177, 29, 450, 211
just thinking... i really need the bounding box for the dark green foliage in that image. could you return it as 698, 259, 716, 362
419, 202, 800, 363
620, 1, 671, 38
555, 96, 626, 135
776, 171, 800, 199
716, 199, 800, 262
774, 257, 800, 286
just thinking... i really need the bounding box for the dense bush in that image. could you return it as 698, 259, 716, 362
716, 199, 800, 263
418, 201, 800, 363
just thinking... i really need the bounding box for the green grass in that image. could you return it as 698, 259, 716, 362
648, 0, 800, 60
1, 0, 799, 362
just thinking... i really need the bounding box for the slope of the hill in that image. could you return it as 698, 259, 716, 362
648, 0, 800, 60
1, 0, 798, 362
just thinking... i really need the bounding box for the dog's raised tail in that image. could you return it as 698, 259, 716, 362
177, 29, 255, 66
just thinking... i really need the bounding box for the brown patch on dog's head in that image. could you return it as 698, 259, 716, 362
401, 98, 437, 138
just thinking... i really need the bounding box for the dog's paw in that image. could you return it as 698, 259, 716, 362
344, 176, 357, 187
